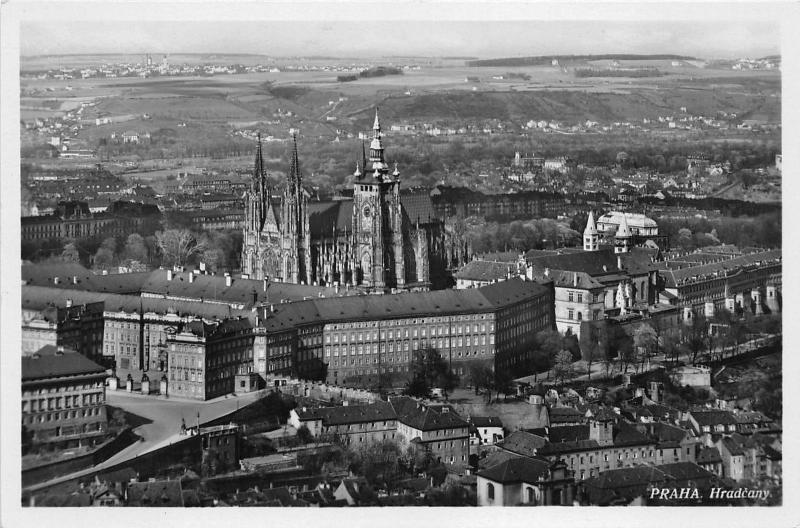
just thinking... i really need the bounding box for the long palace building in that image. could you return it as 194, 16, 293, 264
256, 277, 555, 387
242, 109, 451, 292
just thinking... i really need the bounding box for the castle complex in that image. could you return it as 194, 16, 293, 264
242, 110, 446, 292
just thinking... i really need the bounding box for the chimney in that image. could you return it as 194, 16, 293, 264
573, 273, 578, 287
263, 279, 268, 292
166, 269, 173, 281
342, 400, 349, 407
617, 255, 623, 270
72, 275, 78, 284
226, 275, 232, 287
65, 298, 73, 308
302, 406, 307, 413
241, 273, 250, 280
189, 273, 195, 283
335, 282, 340, 294
200, 261, 206, 273
56, 345, 64, 355
53, 276, 60, 285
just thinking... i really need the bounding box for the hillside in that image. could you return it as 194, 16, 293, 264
466, 54, 696, 67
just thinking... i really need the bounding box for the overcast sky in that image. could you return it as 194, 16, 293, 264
20, 6, 781, 59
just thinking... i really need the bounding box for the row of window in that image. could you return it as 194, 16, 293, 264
22, 406, 102, 424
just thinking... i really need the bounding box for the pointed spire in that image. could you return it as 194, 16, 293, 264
373, 107, 381, 132
253, 133, 264, 188
393, 162, 400, 179
354, 162, 362, 178
288, 132, 301, 189
583, 210, 597, 235
617, 213, 631, 238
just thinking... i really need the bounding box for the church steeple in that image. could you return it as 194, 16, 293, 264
369, 108, 388, 176
615, 213, 632, 254
288, 132, 301, 192
583, 210, 599, 252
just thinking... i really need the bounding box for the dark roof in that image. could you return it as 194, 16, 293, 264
548, 406, 585, 423
22, 346, 106, 381
470, 416, 504, 428
525, 247, 653, 277
22, 285, 250, 321
696, 446, 722, 464
126, 480, 184, 507
454, 260, 516, 282
400, 190, 439, 225
498, 430, 547, 457
645, 422, 690, 443
537, 439, 600, 456
297, 401, 396, 426
389, 396, 468, 432
306, 191, 437, 239
690, 410, 738, 427
477, 456, 550, 484
22, 262, 99, 290
91, 272, 152, 294
581, 465, 668, 504
260, 278, 550, 332
720, 437, 745, 456
546, 425, 589, 443
612, 424, 655, 447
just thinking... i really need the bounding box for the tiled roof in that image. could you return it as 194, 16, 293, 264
548, 406, 584, 423
720, 437, 745, 457
389, 396, 468, 432
498, 430, 547, 457
661, 249, 781, 288
645, 422, 689, 443
477, 456, 550, 484
454, 260, 516, 282
22, 346, 106, 381
612, 424, 655, 447
305, 401, 397, 426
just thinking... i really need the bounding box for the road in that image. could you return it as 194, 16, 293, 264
25, 389, 268, 492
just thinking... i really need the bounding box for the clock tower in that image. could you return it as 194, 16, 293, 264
352, 109, 406, 291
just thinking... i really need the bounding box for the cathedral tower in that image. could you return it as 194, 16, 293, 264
281, 134, 312, 284
352, 109, 407, 291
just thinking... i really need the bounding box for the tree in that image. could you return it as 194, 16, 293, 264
155, 229, 207, 268
93, 246, 115, 270
533, 329, 562, 381
633, 323, 658, 373
296, 424, 313, 445
124, 233, 149, 263
61, 242, 80, 263
467, 361, 493, 395
405, 349, 459, 400
553, 350, 574, 383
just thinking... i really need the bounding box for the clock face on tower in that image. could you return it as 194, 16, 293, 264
362, 205, 371, 219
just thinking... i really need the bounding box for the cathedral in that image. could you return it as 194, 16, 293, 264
242, 110, 449, 292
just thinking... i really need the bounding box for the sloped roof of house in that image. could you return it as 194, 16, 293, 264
389, 396, 468, 431
454, 260, 516, 282
126, 480, 184, 507
689, 410, 738, 427
657, 462, 715, 483
22, 345, 106, 381
21, 262, 100, 290
498, 430, 548, 457
696, 446, 722, 464
477, 456, 550, 485
470, 416, 504, 429
260, 278, 549, 332
548, 406, 585, 424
